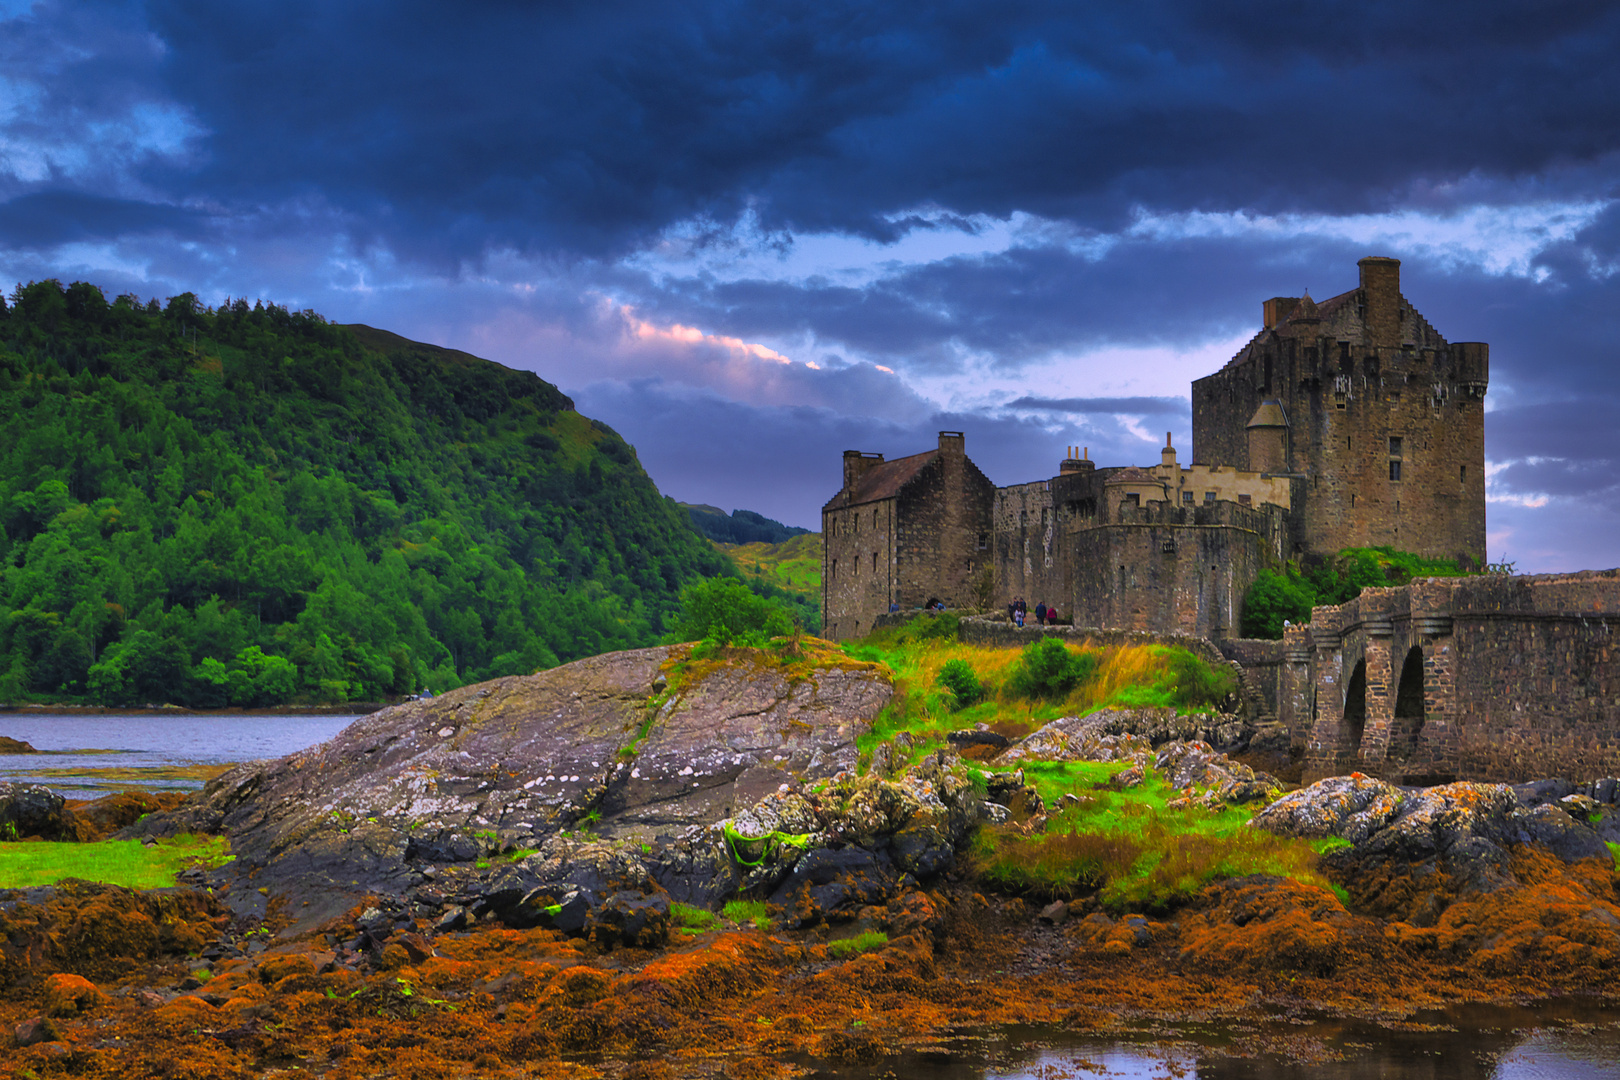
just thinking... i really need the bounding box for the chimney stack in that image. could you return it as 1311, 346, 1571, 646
1358, 256, 1402, 349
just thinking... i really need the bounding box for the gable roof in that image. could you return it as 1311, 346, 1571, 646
822, 450, 938, 512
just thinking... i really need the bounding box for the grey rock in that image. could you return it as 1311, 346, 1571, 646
0, 782, 72, 841
1250, 774, 1405, 844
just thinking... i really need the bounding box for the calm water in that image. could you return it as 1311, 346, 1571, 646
812, 1004, 1620, 1078
0, 712, 359, 798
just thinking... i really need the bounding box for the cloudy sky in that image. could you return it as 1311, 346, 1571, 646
3, 1, 1619, 570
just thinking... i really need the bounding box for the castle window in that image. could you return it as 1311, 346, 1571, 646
873, 509, 879, 529
1351, 494, 1357, 507
853, 515, 859, 535
872, 552, 878, 574
831, 559, 837, 580
853, 555, 858, 577
1204, 491, 1215, 503
977, 532, 987, 550
1389, 460, 1402, 481
1460, 465, 1467, 482
1389, 436, 1403, 457
1123, 493, 1140, 508
1238, 494, 1251, 505
1181, 491, 1193, 504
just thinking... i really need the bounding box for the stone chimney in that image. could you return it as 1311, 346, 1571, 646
938, 431, 965, 457
1160, 432, 1178, 470
1263, 297, 1301, 329
1059, 446, 1094, 475
1358, 256, 1402, 349
843, 449, 883, 492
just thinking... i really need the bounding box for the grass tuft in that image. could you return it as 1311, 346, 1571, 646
828, 930, 889, 958
670, 901, 718, 935
721, 899, 773, 930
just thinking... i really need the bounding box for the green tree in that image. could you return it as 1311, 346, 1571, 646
668, 578, 793, 646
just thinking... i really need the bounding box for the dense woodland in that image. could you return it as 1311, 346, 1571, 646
0, 280, 739, 707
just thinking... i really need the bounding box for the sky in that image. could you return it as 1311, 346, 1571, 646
2, 1, 1619, 570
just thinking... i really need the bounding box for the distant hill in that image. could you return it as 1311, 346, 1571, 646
717, 532, 823, 633
681, 504, 811, 546
0, 280, 733, 707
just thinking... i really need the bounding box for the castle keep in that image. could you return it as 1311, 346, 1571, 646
823, 256, 1488, 639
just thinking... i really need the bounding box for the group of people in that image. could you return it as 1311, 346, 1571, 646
1008, 598, 1058, 627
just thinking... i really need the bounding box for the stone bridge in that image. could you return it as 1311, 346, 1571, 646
1276, 570, 1620, 783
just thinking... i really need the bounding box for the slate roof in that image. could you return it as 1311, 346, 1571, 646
822, 450, 938, 512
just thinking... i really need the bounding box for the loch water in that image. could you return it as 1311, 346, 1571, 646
812, 1003, 1620, 1078
0, 711, 359, 798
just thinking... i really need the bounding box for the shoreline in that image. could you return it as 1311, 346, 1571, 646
0, 703, 388, 717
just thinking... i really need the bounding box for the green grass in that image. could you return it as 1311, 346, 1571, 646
828, 931, 888, 958
847, 620, 1236, 775
670, 901, 718, 936
1609, 841, 1620, 873
968, 760, 1333, 914
0, 834, 233, 889
721, 899, 773, 930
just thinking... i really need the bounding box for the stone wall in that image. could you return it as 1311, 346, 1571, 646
1293, 570, 1620, 783
1066, 501, 1285, 639
1217, 638, 1284, 719
822, 496, 897, 641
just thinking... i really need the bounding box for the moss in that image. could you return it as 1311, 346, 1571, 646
828, 930, 889, 958
669, 902, 718, 934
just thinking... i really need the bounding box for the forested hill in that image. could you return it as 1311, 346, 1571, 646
0, 280, 730, 707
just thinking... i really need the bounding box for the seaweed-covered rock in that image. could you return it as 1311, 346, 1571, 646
769, 848, 897, 927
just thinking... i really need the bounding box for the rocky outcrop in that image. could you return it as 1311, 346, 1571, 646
0, 735, 39, 753
1253, 775, 1619, 896
995, 707, 1247, 764
130, 646, 893, 916
1156, 741, 1278, 806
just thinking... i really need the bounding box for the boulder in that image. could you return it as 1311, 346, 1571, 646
1155, 741, 1277, 804
769, 847, 897, 927
1250, 774, 1405, 844
1501, 804, 1611, 862
996, 708, 1245, 764
0, 782, 74, 841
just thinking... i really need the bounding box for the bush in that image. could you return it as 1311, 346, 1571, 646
1239, 569, 1315, 639
1007, 638, 1096, 699
669, 578, 794, 646
936, 659, 985, 709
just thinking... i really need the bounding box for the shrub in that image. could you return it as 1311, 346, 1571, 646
1007, 638, 1096, 699
669, 578, 793, 646
936, 659, 985, 709
1239, 569, 1314, 639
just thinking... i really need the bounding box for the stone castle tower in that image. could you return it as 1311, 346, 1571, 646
1191, 257, 1488, 563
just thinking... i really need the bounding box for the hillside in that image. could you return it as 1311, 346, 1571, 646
0, 280, 730, 706
715, 532, 823, 631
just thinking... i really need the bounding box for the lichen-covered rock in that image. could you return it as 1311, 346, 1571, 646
1155, 741, 1277, 804
1250, 774, 1405, 844
996, 707, 1245, 764
131, 644, 891, 914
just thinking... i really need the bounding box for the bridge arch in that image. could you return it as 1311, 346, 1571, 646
1339, 658, 1367, 759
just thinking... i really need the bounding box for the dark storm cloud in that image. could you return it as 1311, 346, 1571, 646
0, 192, 204, 249
4, 0, 1594, 262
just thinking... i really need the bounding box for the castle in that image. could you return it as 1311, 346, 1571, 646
821, 256, 1489, 640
